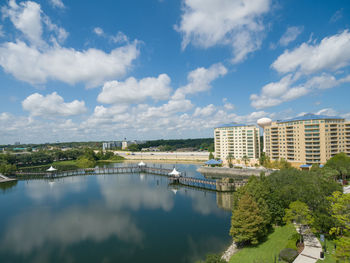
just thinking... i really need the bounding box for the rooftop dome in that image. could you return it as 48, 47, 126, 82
257, 118, 272, 128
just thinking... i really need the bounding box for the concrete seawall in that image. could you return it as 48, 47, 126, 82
197, 166, 275, 177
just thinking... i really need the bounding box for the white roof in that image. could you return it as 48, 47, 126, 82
168, 168, 180, 176
46, 166, 57, 171
138, 161, 146, 166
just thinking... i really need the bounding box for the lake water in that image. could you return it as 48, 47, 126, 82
0, 163, 233, 263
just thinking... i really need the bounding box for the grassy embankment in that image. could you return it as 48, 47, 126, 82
229, 224, 298, 263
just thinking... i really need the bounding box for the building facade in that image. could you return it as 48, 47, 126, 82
214, 124, 260, 163
263, 114, 350, 167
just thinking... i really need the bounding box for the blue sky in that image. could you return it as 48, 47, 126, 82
1, 0, 350, 144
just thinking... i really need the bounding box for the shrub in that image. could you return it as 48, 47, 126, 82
279, 248, 298, 263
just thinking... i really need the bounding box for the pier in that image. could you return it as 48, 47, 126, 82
0, 174, 17, 183
15, 165, 243, 192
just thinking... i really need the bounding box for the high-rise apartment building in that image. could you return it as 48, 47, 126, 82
214, 124, 260, 163
263, 114, 350, 167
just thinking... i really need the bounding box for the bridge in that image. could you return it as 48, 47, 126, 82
15, 165, 245, 192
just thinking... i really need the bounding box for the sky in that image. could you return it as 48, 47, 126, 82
0, 0, 350, 144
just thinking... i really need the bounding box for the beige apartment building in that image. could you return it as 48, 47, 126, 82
263, 114, 350, 168
214, 124, 260, 164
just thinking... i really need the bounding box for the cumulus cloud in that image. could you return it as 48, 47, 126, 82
175, 0, 271, 63
279, 26, 303, 46
0, 0, 140, 87
173, 63, 227, 99
98, 74, 172, 104
251, 30, 350, 109
0, 40, 139, 87
22, 92, 87, 117
50, 0, 65, 9
251, 73, 350, 109
2, 0, 43, 46
272, 30, 350, 75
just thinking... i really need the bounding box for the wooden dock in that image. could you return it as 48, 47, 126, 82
15, 166, 244, 192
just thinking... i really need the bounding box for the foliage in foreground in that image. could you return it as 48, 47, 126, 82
279, 248, 298, 263
230, 168, 341, 246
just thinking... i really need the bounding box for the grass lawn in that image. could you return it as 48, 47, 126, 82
229, 224, 298, 263
317, 239, 337, 263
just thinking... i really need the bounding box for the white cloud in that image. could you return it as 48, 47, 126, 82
175, 0, 271, 63
272, 30, 350, 75
50, 0, 65, 9
251, 73, 350, 109
316, 108, 338, 116
279, 26, 303, 46
98, 74, 172, 104
93, 27, 104, 36
22, 92, 87, 117
2, 0, 43, 46
193, 104, 216, 117
173, 63, 227, 99
0, 1, 139, 87
0, 40, 139, 87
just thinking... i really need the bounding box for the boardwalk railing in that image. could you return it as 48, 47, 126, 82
15, 166, 243, 192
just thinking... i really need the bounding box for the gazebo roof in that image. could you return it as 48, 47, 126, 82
138, 161, 146, 166
46, 166, 57, 171
168, 168, 180, 176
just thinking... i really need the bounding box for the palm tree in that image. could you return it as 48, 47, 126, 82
242, 155, 250, 166
226, 153, 234, 168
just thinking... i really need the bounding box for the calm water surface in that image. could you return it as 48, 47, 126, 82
0, 163, 233, 263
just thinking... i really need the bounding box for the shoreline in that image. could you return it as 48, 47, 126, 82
221, 241, 238, 262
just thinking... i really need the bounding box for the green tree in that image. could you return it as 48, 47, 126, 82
325, 152, 350, 181
335, 236, 350, 263
230, 193, 266, 245
128, 144, 140, 151
328, 191, 350, 236
209, 152, 214, 160
76, 156, 96, 168
284, 201, 314, 226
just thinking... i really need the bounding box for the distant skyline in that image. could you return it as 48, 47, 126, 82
1, 0, 350, 144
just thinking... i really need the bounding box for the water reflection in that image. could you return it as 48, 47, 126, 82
0, 180, 17, 192
1, 205, 143, 254
24, 176, 88, 202
97, 174, 174, 211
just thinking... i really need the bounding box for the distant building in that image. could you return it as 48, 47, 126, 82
262, 114, 350, 168
14, 142, 20, 145
122, 140, 129, 150
214, 123, 260, 163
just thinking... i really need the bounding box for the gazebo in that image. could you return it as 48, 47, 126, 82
168, 168, 181, 177
46, 166, 57, 172
138, 161, 146, 167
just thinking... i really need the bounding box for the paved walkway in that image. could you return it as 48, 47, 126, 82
293, 226, 322, 263
344, 185, 350, 194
